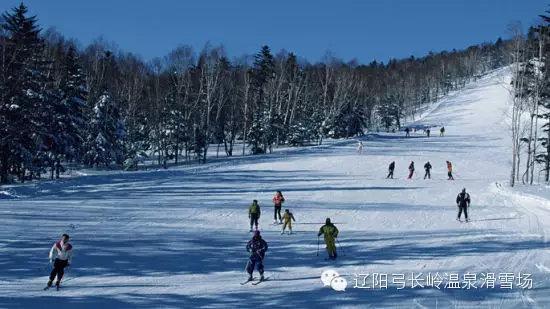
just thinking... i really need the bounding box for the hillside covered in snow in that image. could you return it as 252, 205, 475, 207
1, 68, 550, 308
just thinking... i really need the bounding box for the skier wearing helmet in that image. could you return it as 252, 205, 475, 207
245, 230, 268, 282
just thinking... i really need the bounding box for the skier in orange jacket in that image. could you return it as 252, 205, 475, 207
447, 161, 454, 180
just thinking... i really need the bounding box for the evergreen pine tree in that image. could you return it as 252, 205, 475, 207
0, 4, 47, 182
84, 92, 125, 167
47, 45, 89, 177
248, 45, 275, 154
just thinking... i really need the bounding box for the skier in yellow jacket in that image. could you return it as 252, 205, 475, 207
281, 209, 296, 235
318, 218, 339, 260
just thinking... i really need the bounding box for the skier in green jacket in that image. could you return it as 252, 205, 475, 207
249, 200, 261, 232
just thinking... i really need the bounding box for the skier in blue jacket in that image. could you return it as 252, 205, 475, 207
245, 230, 268, 281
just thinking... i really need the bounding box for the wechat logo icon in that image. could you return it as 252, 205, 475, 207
321, 269, 348, 292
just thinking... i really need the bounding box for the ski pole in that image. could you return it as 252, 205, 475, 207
244, 257, 250, 274
41, 261, 51, 273
63, 267, 76, 283
336, 238, 346, 256
316, 236, 320, 256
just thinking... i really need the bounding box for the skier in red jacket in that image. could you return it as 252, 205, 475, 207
272, 191, 285, 224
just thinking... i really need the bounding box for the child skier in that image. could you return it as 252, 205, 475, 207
249, 200, 261, 232
272, 191, 285, 224
424, 161, 432, 179
357, 141, 364, 154
281, 209, 296, 234
407, 161, 415, 179
45, 234, 73, 290
318, 218, 339, 260
387, 161, 395, 179
245, 230, 268, 282
446, 161, 454, 180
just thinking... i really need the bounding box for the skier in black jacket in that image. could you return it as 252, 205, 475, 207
407, 161, 415, 179
456, 188, 471, 222
387, 161, 395, 179
423, 161, 432, 179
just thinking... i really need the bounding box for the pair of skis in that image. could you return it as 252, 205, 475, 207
43, 285, 61, 291
240, 276, 270, 285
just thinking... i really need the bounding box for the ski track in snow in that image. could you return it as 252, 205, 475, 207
1, 67, 550, 308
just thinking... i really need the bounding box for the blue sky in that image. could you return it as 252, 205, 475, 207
2, 0, 548, 63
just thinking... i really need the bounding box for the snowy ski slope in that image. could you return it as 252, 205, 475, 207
1, 67, 550, 308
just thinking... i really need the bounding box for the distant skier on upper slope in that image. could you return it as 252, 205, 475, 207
387, 161, 395, 179
446, 161, 454, 180
424, 161, 432, 179
407, 161, 415, 179
456, 188, 471, 222
357, 141, 364, 154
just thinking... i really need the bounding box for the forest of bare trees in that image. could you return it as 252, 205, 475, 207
509, 12, 550, 187
0, 4, 510, 184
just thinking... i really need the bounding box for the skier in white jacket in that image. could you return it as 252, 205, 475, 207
357, 141, 364, 154
46, 234, 73, 289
